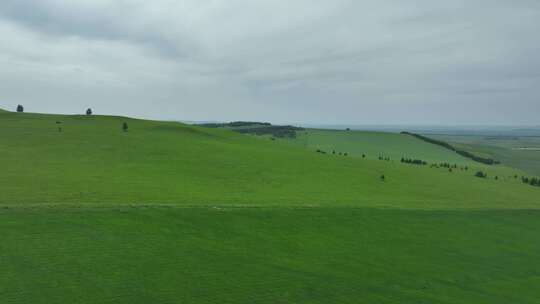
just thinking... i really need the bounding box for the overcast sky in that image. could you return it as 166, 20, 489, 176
0, 1, 539, 125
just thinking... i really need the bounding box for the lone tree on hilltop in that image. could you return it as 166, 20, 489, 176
16, 104, 24, 112
122, 122, 129, 132
86, 108, 92, 115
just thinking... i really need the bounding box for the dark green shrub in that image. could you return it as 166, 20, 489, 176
475, 171, 487, 178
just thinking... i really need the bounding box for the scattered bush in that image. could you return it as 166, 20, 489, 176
123, 122, 129, 132
522, 176, 540, 187
475, 171, 487, 178
16, 105, 24, 112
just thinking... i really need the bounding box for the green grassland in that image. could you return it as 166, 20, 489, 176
0, 111, 536, 208
2, 207, 540, 304
1, 110, 540, 303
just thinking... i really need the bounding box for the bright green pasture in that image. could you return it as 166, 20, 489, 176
2, 207, 540, 304
0, 111, 538, 209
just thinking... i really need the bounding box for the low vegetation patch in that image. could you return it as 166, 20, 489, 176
236, 125, 304, 138
199, 121, 304, 138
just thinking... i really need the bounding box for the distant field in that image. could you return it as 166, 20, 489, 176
2, 110, 540, 304
279, 129, 528, 178
288, 129, 476, 164
429, 134, 540, 176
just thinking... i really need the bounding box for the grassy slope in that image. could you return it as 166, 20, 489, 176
0, 111, 537, 209
2, 110, 540, 304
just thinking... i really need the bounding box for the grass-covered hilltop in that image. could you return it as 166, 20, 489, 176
1, 110, 538, 208
2, 109, 540, 304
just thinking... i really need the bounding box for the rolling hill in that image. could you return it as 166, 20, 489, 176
1, 109, 540, 304
0, 110, 537, 208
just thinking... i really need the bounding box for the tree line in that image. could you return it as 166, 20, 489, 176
522, 176, 540, 187
401, 158, 427, 165
316, 149, 349, 156
401, 132, 500, 165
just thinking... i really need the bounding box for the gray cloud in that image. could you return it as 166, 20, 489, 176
0, 0, 539, 125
